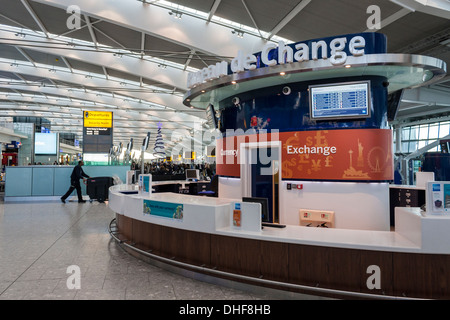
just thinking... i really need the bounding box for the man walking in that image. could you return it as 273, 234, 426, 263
61, 160, 90, 203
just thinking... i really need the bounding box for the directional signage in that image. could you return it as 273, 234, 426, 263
84, 111, 113, 128
83, 110, 113, 153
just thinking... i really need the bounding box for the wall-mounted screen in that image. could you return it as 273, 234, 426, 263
35, 132, 57, 155
309, 81, 371, 120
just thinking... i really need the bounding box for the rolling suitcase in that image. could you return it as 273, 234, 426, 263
86, 176, 114, 203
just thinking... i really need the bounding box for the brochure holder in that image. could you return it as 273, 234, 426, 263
138, 174, 152, 198
426, 181, 450, 215
126, 170, 135, 185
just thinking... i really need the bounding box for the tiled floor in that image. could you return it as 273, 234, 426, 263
0, 198, 312, 300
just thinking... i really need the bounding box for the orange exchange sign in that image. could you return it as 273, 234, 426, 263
216, 129, 393, 182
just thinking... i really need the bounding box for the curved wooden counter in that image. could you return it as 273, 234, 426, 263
108, 184, 450, 300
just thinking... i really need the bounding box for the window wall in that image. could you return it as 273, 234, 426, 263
397, 121, 450, 153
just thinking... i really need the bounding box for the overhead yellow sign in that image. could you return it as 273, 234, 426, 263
83, 111, 113, 128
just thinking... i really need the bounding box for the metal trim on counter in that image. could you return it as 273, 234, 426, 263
108, 218, 424, 300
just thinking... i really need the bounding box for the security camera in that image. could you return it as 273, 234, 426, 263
232, 97, 240, 105
282, 86, 291, 95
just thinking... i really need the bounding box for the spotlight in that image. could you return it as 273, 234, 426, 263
169, 10, 183, 19
231, 29, 244, 38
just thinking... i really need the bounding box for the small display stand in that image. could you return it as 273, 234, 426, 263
126, 170, 135, 185
299, 209, 335, 228
426, 181, 450, 215
138, 174, 152, 198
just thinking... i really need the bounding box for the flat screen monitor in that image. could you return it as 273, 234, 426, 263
35, 132, 57, 155
127, 138, 133, 152
142, 132, 150, 150
186, 169, 199, 180
242, 197, 269, 223
309, 81, 371, 120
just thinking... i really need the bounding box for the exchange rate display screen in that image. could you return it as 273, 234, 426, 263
309, 81, 371, 120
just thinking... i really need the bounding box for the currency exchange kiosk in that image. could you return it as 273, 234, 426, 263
109, 32, 449, 299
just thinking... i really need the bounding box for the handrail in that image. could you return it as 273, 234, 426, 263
108, 218, 425, 300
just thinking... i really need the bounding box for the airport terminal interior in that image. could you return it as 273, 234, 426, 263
0, 0, 449, 302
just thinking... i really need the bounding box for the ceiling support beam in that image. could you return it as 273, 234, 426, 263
207, 0, 222, 23
140, 32, 146, 58
364, 7, 413, 32
20, 0, 49, 37
61, 57, 73, 73
402, 86, 450, 107
267, 0, 311, 40
0, 83, 201, 129
184, 49, 195, 71
84, 15, 98, 49
0, 28, 189, 91
389, 0, 450, 19
241, 0, 263, 39
15, 47, 36, 67
102, 66, 109, 80
31, 0, 265, 59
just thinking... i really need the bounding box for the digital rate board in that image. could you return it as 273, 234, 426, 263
83, 111, 113, 153
309, 81, 371, 120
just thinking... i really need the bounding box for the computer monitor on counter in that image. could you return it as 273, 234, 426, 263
186, 169, 199, 181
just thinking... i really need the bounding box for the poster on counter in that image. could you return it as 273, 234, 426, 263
233, 203, 242, 227
143, 199, 184, 220
427, 182, 450, 215
138, 174, 152, 197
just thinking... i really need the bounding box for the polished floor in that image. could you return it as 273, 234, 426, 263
0, 196, 315, 300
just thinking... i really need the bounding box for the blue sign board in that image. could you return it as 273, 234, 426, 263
143, 199, 183, 220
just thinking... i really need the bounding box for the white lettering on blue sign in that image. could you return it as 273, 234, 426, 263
187, 35, 367, 89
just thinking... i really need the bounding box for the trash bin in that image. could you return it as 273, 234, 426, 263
86, 177, 114, 203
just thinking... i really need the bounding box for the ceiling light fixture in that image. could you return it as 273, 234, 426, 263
169, 10, 183, 19
231, 29, 244, 38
